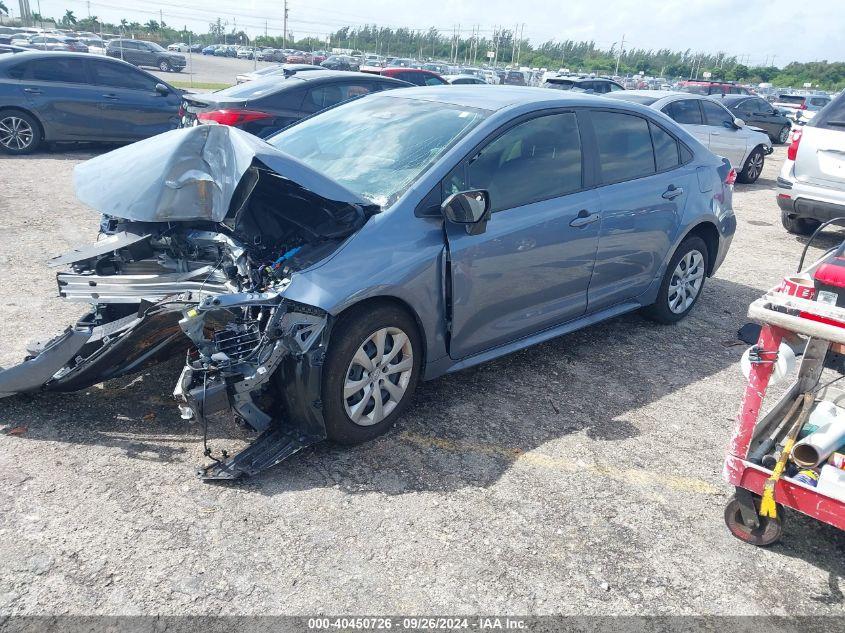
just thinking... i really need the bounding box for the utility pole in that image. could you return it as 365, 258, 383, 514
283, 0, 288, 49
159, 9, 163, 26
614, 33, 625, 76
516, 23, 524, 66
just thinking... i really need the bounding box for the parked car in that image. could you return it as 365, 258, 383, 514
202, 45, 219, 55
23, 35, 88, 53
167, 42, 189, 52
362, 67, 447, 86
773, 93, 832, 124
284, 51, 311, 64
320, 55, 359, 71
107, 39, 186, 72
605, 90, 772, 183
443, 74, 487, 85
0, 51, 182, 154
718, 94, 793, 144
189, 44, 203, 53
542, 76, 624, 93
0, 26, 22, 45
236, 46, 258, 59
503, 70, 528, 86
777, 92, 845, 234
0, 87, 736, 479
213, 45, 237, 58
678, 80, 752, 96
179, 70, 410, 138
235, 63, 324, 84
310, 50, 328, 64
80, 37, 106, 55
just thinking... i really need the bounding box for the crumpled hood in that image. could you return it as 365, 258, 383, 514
73, 125, 372, 223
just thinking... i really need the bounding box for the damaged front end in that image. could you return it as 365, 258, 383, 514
0, 125, 378, 478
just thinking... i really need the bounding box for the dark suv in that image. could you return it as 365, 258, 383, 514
107, 39, 186, 72
542, 76, 624, 93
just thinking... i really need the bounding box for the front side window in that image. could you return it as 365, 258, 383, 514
268, 95, 488, 207
592, 111, 655, 183
89, 60, 157, 91
608, 82, 624, 92
663, 100, 703, 125
456, 112, 583, 213
701, 100, 733, 128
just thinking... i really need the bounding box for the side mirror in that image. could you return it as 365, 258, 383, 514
442, 190, 491, 234
155, 83, 170, 95
732, 117, 745, 128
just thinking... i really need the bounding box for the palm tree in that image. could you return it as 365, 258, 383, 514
0, 1, 8, 25
63, 10, 77, 26
120, 18, 128, 32
144, 20, 159, 32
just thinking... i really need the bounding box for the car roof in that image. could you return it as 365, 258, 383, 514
292, 70, 403, 83
371, 85, 635, 112
719, 94, 755, 104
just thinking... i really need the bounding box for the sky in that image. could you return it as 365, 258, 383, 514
16, 0, 845, 65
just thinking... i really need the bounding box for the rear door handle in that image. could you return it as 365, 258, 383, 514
569, 209, 600, 228
23, 88, 42, 94
662, 185, 684, 200
102, 93, 119, 100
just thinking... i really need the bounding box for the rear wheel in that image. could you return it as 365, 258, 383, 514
158, 59, 172, 72
781, 210, 820, 236
0, 110, 40, 155
322, 303, 422, 445
643, 236, 708, 324
777, 125, 790, 144
724, 496, 783, 546
738, 147, 765, 184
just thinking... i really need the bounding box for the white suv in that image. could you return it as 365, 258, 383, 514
778, 92, 845, 235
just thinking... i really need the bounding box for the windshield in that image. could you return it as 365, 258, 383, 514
147, 42, 166, 52
267, 96, 489, 207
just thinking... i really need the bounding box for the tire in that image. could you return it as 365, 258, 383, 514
781, 210, 820, 236
158, 59, 172, 72
724, 496, 783, 546
0, 109, 41, 155
776, 125, 790, 145
322, 302, 422, 445
642, 236, 709, 324
738, 147, 765, 184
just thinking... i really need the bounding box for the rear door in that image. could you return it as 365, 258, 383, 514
445, 110, 601, 359
700, 99, 747, 167
587, 110, 690, 311
86, 59, 180, 140
794, 95, 845, 187
20, 57, 105, 140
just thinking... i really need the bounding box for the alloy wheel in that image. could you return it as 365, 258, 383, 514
746, 152, 764, 181
778, 126, 790, 144
343, 327, 414, 426
668, 250, 705, 314
0, 116, 34, 151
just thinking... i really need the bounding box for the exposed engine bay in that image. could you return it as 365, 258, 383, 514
0, 126, 379, 479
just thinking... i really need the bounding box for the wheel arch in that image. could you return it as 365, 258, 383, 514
0, 106, 46, 142
681, 221, 720, 276
332, 295, 429, 371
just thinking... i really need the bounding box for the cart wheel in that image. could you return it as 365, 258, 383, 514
724, 496, 783, 546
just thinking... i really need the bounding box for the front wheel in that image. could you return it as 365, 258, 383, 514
724, 495, 783, 546
321, 303, 422, 445
0, 110, 41, 154
158, 60, 172, 72
738, 147, 765, 184
642, 236, 708, 324
776, 125, 790, 144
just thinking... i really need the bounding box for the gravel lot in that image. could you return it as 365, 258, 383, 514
149, 54, 276, 87
2, 144, 845, 617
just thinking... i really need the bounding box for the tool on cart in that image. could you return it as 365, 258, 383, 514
759, 392, 813, 518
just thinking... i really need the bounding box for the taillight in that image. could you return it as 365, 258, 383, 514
725, 167, 737, 186
196, 109, 272, 126
800, 102, 808, 110
787, 128, 803, 161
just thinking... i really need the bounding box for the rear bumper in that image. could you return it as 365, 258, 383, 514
777, 160, 845, 223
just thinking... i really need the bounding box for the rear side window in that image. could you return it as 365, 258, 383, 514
459, 112, 583, 212
307, 82, 373, 110
27, 58, 87, 83
664, 100, 703, 125
6, 62, 26, 79
701, 100, 733, 128
812, 93, 845, 131
649, 122, 680, 172
424, 75, 446, 86
546, 80, 573, 90
592, 111, 655, 183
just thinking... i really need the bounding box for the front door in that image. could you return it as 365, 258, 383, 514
663, 98, 711, 147
700, 99, 748, 167
445, 111, 600, 359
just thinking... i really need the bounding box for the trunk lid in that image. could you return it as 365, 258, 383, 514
794, 125, 845, 188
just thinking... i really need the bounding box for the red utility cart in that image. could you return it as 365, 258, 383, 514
724, 284, 845, 545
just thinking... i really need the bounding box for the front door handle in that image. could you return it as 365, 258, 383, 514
569, 209, 599, 228
101, 93, 119, 100
23, 88, 42, 94
662, 185, 684, 200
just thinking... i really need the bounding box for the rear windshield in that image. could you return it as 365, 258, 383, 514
545, 79, 574, 90
811, 93, 845, 131
777, 95, 805, 104
679, 84, 709, 95
211, 77, 290, 99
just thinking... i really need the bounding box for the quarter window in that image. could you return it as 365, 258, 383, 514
650, 122, 680, 172
460, 112, 583, 213
27, 58, 87, 83
592, 111, 655, 183
664, 100, 703, 125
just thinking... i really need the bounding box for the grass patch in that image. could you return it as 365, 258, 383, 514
170, 81, 231, 91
